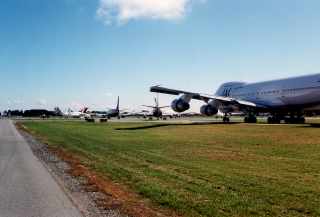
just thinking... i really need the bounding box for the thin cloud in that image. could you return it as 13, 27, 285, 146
36, 99, 48, 108
105, 92, 113, 97
70, 101, 85, 110
97, 0, 205, 25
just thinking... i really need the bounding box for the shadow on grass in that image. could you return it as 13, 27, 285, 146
298, 123, 320, 128
115, 122, 240, 130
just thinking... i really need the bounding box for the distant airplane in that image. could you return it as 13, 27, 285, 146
66, 107, 89, 118
90, 96, 123, 119
142, 96, 170, 120
150, 73, 320, 124
53, 107, 63, 116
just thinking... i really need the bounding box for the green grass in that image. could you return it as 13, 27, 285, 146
21, 121, 320, 217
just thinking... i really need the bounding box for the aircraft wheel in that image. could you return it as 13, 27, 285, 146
250, 116, 257, 123
284, 117, 292, 124
297, 117, 306, 124
284, 116, 305, 124
245, 115, 257, 123
223, 117, 230, 123
268, 116, 280, 124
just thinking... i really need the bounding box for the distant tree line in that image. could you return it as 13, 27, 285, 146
1, 108, 63, 118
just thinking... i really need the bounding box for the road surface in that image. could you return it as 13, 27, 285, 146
0, 120, 82, 217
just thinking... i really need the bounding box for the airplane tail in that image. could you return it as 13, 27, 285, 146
80, 107, 88, 113
116, 96, 120, 111
116, 96, 120, 119
154, 97, 159, 108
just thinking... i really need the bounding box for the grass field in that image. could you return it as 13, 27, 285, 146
21, 121, 320, 217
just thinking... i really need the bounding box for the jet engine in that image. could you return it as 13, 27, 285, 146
200, 104, 218, 116
171, 99, 190, 113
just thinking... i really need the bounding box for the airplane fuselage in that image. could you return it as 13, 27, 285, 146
216, 73, 320, 112
152, 108, 163, 118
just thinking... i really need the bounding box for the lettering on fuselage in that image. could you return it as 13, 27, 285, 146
223, 88, 232, 97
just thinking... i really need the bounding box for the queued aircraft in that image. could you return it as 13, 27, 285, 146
89, 96, 123, 119
142, 97, 170, 119
150, 73, 320, 124
66, 107, 89, 118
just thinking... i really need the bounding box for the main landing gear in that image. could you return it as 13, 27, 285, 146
267, 116, 281, 124
244, 113, 257, 123
284, 116, 305, 124
223, 113, 258, 123
223, 113, 230, 123
223, 116, 230, 123
267, 112, 306, 124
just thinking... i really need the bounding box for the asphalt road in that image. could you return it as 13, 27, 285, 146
0, 120, 82, 217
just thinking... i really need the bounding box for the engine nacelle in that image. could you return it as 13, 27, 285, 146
200, 104, 218, 116
171, 99, 190, 113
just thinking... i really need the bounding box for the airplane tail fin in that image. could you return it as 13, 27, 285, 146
116, 96, 120, 119
154, 97, 159, 108
80, 107, 88, 113
116, 96, 120, 111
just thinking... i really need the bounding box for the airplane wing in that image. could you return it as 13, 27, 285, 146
142, 105, 156, 108
150, 86, 266, 109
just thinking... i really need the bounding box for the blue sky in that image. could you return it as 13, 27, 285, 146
1, 0, 320, 111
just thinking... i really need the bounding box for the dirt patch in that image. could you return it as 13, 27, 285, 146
16, 122, 182, 217
54, 149, 181, 217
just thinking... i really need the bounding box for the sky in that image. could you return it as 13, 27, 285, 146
1, 0, 320, 112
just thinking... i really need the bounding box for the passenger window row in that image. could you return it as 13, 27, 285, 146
230, 85, 320, 98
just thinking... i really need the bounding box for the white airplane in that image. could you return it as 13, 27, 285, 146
66, 107, 89, 118
150, 73, 320, 124
142, 97, 170, 119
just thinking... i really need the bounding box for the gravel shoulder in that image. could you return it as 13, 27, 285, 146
18, 125, 127, 217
